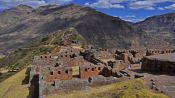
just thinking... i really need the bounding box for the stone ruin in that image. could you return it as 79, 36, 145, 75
29, 46, 132, 98
142, 53, 175, 73
115, 49, 145, 64
29, 46, 175, 98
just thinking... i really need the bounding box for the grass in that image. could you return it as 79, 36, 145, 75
72, 66, 80, 76
47, 79, 168, 98
0, 72, 16, 83
0, 68, 29, 98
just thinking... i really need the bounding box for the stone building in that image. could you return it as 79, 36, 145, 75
141, 53, 175, 73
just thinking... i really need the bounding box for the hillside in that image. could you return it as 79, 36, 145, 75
0, 28, 85, 82
0, 28, 84, 68
0, 4, 169, 54
0, 68, 29, 98
134, 13, 175, 46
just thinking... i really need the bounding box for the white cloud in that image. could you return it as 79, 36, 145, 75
85, 0, 175, 10
109, 0, 128, 3
85, 0, 125, 9
0, 0, 73, 9
44, 0, 72, 5
115, 15, 143, 22
124, 18, 144, 22
165, 3, 175, 10
158, 7, 165, 10
129, 1, 155, 10
126, 15, 136, 18
129, 0, 175, 10
121, 17, 144, 22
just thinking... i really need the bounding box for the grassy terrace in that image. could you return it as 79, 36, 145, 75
47, 79, 168, 98
0, 68, 29, 98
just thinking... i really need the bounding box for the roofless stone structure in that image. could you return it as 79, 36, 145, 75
142, 53, 175, 73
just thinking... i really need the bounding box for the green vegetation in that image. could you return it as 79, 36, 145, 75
47, 79, 168, 98
0, 46, 54, 69
0, 28, 86, 69
0, 68, 29, 98
0, 46, 54, 82
0, 72, 16, 83
0, 28, 86, 82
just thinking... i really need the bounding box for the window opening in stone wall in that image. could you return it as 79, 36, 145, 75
50, 71, 53, 75
58, 71, 61, 74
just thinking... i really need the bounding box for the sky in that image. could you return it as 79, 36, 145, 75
0, 0, 175, 22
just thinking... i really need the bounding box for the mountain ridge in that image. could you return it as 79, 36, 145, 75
0, 4, 172, 54
134, 12, 175, 45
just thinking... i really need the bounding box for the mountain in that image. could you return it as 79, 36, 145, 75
134, 13, 175, 45
0, 4, 170, 54
0, 5, 33, 29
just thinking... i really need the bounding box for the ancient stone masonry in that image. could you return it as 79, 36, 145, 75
142, 53, 175, 73
115, 49, 145, 64
79, 64, 105, 79
30, 46, 175, 98
93, 48, 114, 59
146, 49, 174, 56
41, 67, 72, 82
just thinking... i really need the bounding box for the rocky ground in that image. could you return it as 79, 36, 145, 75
129, 64, 175, 98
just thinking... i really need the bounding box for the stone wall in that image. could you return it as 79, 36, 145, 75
141, 58, 175, 73
42, 67, 72, 82
79, 65, 104, 79
58, 56, 85, 67
146, 49, 173, 56
115, 49, 145, 64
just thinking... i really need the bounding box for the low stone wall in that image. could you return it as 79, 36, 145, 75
40, 76, 129, 97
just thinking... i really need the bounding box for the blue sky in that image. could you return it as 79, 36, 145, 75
0, 0, 175, 22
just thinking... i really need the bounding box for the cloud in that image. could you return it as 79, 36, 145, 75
165, 3, 175, 10
44, 0, 72, 5
124, 18, 144, 22
0, 0, 73, 10
157, 7, 165, 10
121, 17, 144, 22
116, 15, 144, 22
85, 0, 126, 9
126, 15, 136, 18
129, 0, 175, 10
85, 0, 175, 10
